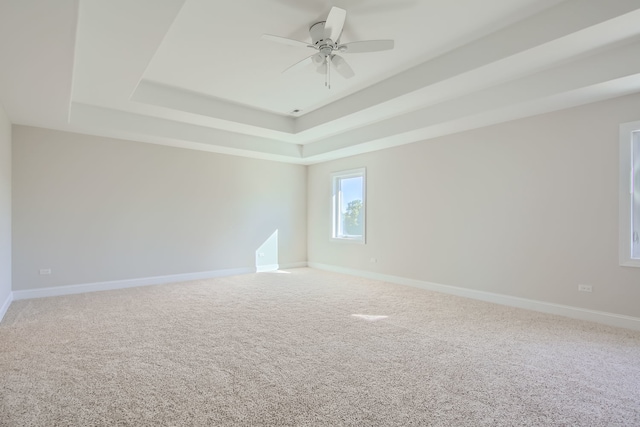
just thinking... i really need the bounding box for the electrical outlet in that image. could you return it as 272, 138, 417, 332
578, 284, 592, 293
370, 257, 377, 263
39, 268, 52, 275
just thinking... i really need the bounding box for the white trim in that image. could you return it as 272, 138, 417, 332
329, 237, 366, 245
277, 262, 308, 270
0, 292, 13, 323
331, 167, 366, 244
11, 263, 310, 301
256, 264, 280, 273
256, 262, 307, 272
309, 262, 640, 332
619, 120, 640, 267
12, 267, 254, 300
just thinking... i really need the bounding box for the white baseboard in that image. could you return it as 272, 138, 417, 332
309, 262, 640, 332
257, 262, 308, 272
13, 268, 255, 300
12, 267, 254, 301
0, 292, 13, 323
11, 263, 310, 301
277, 262, 308, 269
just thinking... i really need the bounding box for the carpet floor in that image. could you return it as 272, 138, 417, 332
1, 268, 639, 426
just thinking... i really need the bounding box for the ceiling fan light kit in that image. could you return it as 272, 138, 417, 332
262, 7, 394, 88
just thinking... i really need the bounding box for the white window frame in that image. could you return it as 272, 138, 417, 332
619, 120, 640, 267
331, 168, 366, 244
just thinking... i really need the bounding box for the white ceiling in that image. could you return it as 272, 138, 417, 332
2, 0, 640, 164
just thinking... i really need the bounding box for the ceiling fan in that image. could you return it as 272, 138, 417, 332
262, 6, 394, 88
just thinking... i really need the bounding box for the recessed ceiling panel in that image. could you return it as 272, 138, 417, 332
5, 0, 640, 165
141, 0, 564, 116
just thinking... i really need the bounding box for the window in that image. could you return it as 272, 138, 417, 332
634, 134, 640, 260
332, 168, 366, 243
619, 121, 640, 267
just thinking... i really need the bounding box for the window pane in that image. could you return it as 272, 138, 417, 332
339, 176, 363, 237
633, 135, 640, 259
331, 168, 366, 242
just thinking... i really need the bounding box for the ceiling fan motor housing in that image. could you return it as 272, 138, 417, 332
309, 21, 327, 45
310, 21, 338, 58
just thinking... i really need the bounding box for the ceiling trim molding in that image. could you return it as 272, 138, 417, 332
70, 103, 303, 160
303, 39, 640, 157
132, 80, 296, 134
4, 0, 640, 165
295, 0, 640, 133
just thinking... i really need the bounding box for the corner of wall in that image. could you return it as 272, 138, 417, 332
0, 291, 13, 323
0, 102, 11, 322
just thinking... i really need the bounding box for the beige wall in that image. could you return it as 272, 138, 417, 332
12, 126, 307, 290
9, 94, 640, 318
0, 104, 10, 304
308, 93, 640, 318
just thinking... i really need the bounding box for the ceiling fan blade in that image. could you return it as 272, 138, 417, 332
331, 55, 355, 79
324, 7, 346, 42
339, 40, 394, 53
262, 34, 313, 49
282, 53, 321, 74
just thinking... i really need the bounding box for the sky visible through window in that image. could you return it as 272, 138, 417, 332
340, 176, 362, 210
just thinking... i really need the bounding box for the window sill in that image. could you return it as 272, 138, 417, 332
331, 237, 366, 244
620, 259, 640, 268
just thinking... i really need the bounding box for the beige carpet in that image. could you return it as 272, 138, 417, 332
1, 268, 639, 426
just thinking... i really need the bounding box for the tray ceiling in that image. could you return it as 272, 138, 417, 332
2, 0, 640, 164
